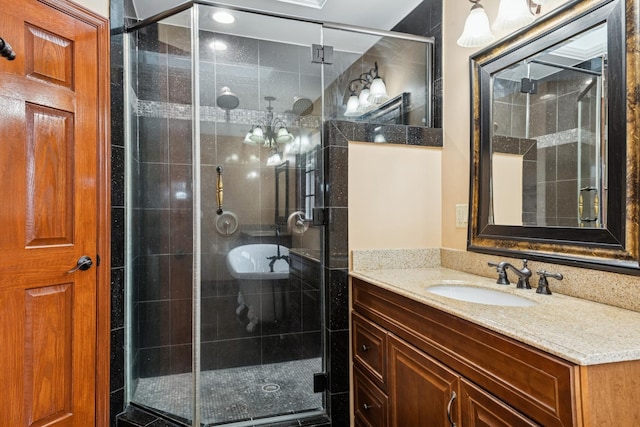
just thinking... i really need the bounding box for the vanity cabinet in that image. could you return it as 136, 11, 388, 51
352, 277, 640, 426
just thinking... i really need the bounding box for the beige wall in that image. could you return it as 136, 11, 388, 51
75, 0, 109, 18
441, 0, 571, 250
348, 142, 442, 250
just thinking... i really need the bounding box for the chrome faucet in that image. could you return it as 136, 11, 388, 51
488, 259, 532, 289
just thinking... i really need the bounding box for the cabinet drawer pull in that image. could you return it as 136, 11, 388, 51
447, 390, 457, 427
363, 403, 372, 410
361, 344, 370, 352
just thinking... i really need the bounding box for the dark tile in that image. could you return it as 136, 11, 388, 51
171, 298, 192, 345
216, 337, 261, 369
327, 329, 349, 393
302, 331, 322, 359
302, 289, 321, 332
136, 255, 171, 302
111, 267, 125, 329
112, 145, 125, 208
139, 116, 169, 163
326, 269, 348, 330
140, 163, 170, 209
557, 142, 578, 181
327, 121, 355, 145
556, 179, 578, 218
110, 388, 124, 427
111, 328, 125, 391
325, 146, 348, 208
325, 208, 348, 269
262, 333, 302, 364
168, 119, 192, 165
408, 126, 443, 147
137, 346, 172, 378
328, 391, 350, 426
542, 146, 557, 182
168, 61, 192, 105
170, 344, 192, 375
364, 123, 407, 144
169, 209, 193, 255
111, 207, 125, 268
169, 164, 193, 209
170, 254, 193, 299
139, 210, 171, 255
138, 301, 172, 347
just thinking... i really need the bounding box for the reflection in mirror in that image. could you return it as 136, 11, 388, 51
275, 160, 290, 226
469, 0, 640, 273
490, 23, 607, 229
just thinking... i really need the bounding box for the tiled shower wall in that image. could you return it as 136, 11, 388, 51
109, 1, 444, 425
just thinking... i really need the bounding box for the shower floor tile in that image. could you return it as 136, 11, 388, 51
132, 357, 323, 426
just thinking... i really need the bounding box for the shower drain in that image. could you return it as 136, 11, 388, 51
261, 383, 280, 393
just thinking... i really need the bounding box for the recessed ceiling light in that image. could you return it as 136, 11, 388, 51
212, 11, 235, 24
209, 40, 228, 51
276, 0, 327, 9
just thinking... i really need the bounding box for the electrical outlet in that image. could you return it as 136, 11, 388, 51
455, 204, 468, 228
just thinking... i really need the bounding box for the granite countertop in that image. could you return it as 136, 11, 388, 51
351, 267, 640, 366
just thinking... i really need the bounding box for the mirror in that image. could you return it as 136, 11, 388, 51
469, 0, 640, 273
275, 160, 290, 226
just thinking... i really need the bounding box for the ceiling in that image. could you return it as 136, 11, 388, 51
130, 0, 424, 32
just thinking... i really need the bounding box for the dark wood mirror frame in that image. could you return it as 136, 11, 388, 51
468, 0, 640, 274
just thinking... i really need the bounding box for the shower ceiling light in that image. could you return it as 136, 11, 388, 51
209, 40, 227, 51
344, 62, 389, 117
276, 0, 327, 9
457, 0, 543, 48
212, 11, 235, 24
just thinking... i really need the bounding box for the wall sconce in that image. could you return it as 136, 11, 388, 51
344, 62, 390, 117
457, 0, 544, 48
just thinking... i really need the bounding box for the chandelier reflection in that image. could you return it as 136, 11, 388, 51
243, 96, 294, 166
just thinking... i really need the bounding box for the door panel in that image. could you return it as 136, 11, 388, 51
0, 0, 103, 425
388, 334, 460, 427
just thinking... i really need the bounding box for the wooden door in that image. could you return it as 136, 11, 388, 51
0, 0, 109, 425
388, 334, 460, 427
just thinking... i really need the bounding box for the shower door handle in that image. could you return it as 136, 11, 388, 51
216, 165, 224, 215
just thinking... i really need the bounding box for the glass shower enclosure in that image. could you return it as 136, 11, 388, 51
124, 2, 434, 426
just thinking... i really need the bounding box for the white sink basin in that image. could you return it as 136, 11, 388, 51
426, 285, 536, 307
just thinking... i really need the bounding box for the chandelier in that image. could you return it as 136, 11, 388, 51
243, 96, 295, 165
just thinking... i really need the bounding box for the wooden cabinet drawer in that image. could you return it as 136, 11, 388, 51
353, 367, 388, 427
353, 311, 387, 389
460, 378, 539, 427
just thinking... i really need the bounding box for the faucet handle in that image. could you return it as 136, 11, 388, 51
536, 270, 563, 295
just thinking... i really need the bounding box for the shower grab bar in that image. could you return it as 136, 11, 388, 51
0, 37, 16, 61
216, 165, 223, 215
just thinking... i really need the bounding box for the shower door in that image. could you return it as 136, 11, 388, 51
125, 4, 326, 426
196, 5, 325, 426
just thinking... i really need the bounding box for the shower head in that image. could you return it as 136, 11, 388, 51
292, 96, 313, 116
217, 86, 240, 110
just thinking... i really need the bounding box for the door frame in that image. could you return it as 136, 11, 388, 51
38, 0, 111, 425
